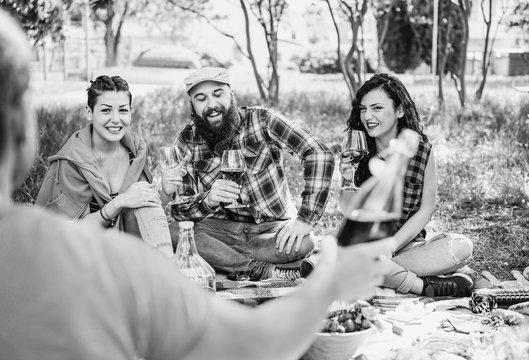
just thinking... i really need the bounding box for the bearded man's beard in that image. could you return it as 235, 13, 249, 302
192, 96, 241, 154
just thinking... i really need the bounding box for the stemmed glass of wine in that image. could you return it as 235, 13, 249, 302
340, 130, 368, 191
159, 145, 186, 205
221, 150, 247, 209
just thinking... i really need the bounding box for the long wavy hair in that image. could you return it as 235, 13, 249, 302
346, 73, 428, 185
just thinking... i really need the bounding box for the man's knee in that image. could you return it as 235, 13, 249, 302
298, 233, 316, 257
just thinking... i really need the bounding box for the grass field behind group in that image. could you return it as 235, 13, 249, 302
16, 76, 529, 279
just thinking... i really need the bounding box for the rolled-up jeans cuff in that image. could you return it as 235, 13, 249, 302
395, 270, 418, 294
134, 206, 173, 257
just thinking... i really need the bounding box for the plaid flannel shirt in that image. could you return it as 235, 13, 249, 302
172, 106, 335, 227
397, 139, 432, 240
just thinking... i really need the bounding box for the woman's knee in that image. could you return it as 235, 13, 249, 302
450, 234, 473, 262
122, 208, 141, 238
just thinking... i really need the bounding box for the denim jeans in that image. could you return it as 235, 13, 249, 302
383, 232, 473, 293
170, 218, 315, 274
121, 206, 174, 258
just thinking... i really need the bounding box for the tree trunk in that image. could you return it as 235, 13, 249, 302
240, 0, 267, 101
377, 11, 390, 72
455, 0, 470, 107
268, 41, 279, 104
475, 0, 505, 102
103, 2, 116, 67
104, 25, 117, 67
437, 0, 453, 107
325, 0, 354, 101
267, 9, 280, 105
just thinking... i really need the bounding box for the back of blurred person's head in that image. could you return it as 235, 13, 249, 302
0, 9, 34, 184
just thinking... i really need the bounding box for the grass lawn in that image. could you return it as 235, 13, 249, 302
24, 67, 529, 280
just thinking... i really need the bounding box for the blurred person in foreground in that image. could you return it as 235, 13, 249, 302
340, 73, 473, 297
0, 10, 395, 359
165, 66, 335, 281
35, 75, 173, 257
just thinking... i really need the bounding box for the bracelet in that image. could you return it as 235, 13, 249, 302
100, 206, 115, 223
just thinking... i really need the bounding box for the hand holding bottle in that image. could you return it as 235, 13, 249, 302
337, 129, 420, 246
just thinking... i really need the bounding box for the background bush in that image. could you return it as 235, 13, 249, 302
16, 88, 529, 278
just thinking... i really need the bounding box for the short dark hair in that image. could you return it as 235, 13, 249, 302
0, 10, 31, 160
86, 75, 132, 111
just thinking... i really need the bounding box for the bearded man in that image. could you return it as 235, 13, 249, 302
166, 67, 335, 281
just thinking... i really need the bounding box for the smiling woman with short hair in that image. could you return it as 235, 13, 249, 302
36, 76, 173, 256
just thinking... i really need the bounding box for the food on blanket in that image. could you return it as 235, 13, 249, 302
508, 301, 529, 315
387, 347, 467, 360
472, 288, 529, 307
470, 291, 497, 313
414, 332, 474, 359
392, 324, 404, 335
319, 301, 379, 333
489, 309, 524, 325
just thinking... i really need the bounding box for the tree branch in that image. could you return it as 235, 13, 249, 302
166, 0, 250, 59
114, 1, 129, 48
240, 0, 267, 99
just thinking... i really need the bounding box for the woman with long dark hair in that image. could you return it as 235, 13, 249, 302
341, 73, 473, 297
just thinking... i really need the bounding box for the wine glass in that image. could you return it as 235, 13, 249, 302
159, 145, 186, 205
221, 150, 248, 209
340, 130, 368, 191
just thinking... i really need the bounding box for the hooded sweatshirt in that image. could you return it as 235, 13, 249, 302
35, 124, 152, 229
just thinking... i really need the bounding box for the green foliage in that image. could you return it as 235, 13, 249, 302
438, 0, 466, 76
0, 0, 72, 44
507, 0, 529, 46
15, 87, 529, 277
14, 104, 86, 204
379, 0, 422, 73
376, 0, 466, 75
293, 51, 340, 74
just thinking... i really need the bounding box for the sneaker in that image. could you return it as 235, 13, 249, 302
272, 268, 301, 281
227, 260, 275, 281
227, 261, 302, 282
422, 273, 473, 297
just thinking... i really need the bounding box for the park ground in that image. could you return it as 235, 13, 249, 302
27, 65, 529, 280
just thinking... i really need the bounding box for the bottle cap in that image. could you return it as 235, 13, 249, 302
179, 221, 194, 230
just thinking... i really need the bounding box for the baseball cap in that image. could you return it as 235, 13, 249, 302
184, 67, 231, 94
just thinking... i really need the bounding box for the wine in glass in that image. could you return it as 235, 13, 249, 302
340, 130, 368, 191
159, 145, 186, 205
221, 150, 247, 209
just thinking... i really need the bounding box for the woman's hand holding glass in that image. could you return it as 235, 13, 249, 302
159, 145, 187, 205
340, 130, 368, 191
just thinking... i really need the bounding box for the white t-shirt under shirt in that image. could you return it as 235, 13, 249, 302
0, 203, 211, 359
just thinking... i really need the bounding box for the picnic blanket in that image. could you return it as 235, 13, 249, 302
215, 276, 303, 304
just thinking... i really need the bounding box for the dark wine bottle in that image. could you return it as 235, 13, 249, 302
337, 129, 420, 246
